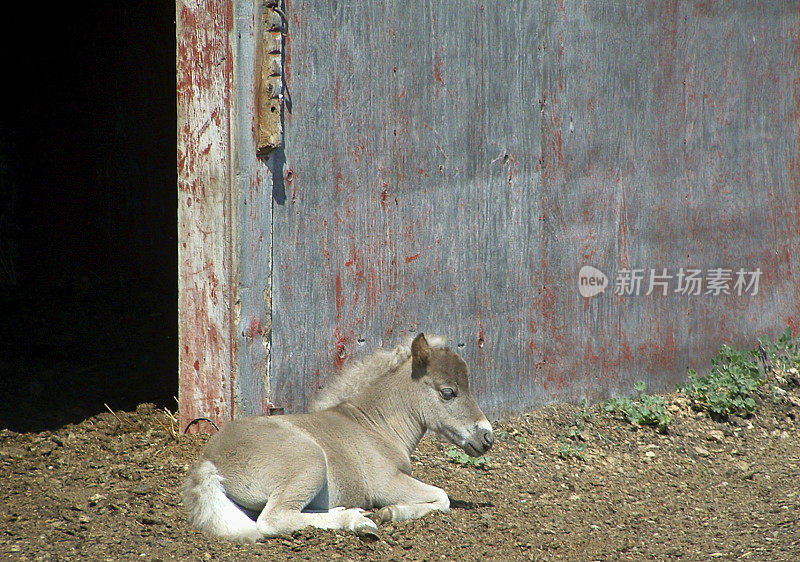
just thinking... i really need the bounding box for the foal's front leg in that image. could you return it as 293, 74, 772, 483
372, 474, 450, 523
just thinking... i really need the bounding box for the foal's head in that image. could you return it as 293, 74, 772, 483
409, 333, 494, 457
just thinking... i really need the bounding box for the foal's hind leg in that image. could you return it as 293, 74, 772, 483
372, 474, 450, 523
255, 455, 379, 539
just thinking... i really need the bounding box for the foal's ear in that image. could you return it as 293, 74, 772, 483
411, 333, 431, 377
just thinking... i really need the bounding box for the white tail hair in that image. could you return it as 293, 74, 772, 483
182, 460, 263, 543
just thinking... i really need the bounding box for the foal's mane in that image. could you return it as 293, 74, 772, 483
309, 335, 447, 412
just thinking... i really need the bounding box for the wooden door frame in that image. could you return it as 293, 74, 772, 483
177, 0, 274, 432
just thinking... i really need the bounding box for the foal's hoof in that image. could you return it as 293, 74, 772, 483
367, 506, 394, 524
355, 519, 380, 541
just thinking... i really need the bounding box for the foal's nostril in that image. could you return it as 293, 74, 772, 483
482, 430, 494, 448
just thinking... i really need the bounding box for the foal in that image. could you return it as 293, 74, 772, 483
183, 333, 494, 542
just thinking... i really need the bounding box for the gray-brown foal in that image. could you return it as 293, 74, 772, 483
183, 333, 494, 542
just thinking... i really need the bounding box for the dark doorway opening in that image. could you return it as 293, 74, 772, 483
0, 2, 177, 432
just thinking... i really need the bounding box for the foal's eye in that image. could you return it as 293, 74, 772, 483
440, 388, 456, 400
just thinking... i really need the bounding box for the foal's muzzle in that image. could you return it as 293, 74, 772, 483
463, 422, 494, 457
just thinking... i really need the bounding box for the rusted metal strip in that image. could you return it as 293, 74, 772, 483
257, 2, 287, 156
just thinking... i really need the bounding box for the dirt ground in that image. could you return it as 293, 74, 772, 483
2, 380, 800, 561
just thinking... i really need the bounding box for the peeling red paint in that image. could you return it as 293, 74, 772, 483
541, 91, 566, 181
178, 0, 236, 433
584, 341, 599, 365
790, 8, 800, 249
380, 186, 391, 208
333, 329, 350, 369
788, 316, 800, 336
243, 315, 263, 339
647, 324, 677, 372
433, 49, 445, 85
334, 171, 344, 195
335, 272, 343, 321
333, 75, 342, 112
260, 2, 799, 419
283, 1, 293, 91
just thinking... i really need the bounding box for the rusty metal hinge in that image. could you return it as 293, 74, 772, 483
257, 2, 289, 157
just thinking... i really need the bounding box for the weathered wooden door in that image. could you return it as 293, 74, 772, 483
179, 1, 800, 429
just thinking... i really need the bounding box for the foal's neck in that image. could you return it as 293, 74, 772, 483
345, 368, 425, 458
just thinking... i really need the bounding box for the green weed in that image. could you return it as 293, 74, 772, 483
604, 381, 671, 433
757, 327, 800, 375
577, 399, 593, 422
556, 438, 587, 460
681, 327, 800, 418
496, 428, 528, 445
445, 446, 491, 469
554, 400, 595, 461
682, 344, 762, 417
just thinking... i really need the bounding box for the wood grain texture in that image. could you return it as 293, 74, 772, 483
177, 0, 237, 431
234, 0, 274, 418
178, 0, 276, 428
268, 1, 800, 418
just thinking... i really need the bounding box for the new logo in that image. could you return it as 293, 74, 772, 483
578, 266, 608, 298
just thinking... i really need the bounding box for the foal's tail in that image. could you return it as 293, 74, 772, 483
182, 460, 263, 543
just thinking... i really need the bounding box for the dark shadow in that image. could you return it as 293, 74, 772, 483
449, 499, 495, 510
265, 145, 287, 205
0, 283, 177, 432
0, 1, 177, 432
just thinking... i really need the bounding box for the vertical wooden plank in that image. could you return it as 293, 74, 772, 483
234, 0, 274, 418
177, 0, 237, 431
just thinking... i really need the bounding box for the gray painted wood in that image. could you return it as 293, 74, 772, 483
265, 0, 800, 419
234, 0, 274, 418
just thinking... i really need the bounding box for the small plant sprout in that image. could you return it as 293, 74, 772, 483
578, 398, 593, 422
604, 381, 672, 433
554, 402, 596, 461
446, 446, 491, 469
557, 438, 587, 461
506, 428, 528, 444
